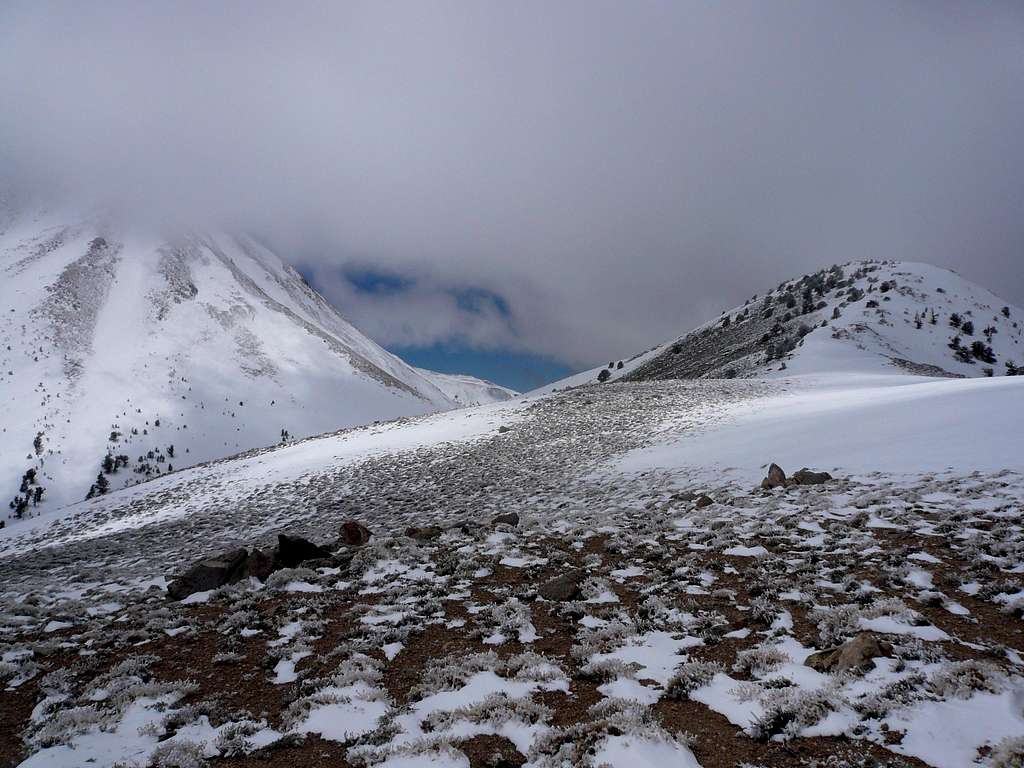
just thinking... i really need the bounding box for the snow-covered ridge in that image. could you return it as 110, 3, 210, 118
0, 204, 515, 512
544, 261, 1024, 390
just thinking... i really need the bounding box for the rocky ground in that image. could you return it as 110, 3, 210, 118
1, 380, 1023, 768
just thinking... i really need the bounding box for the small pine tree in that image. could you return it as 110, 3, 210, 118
970, 340, 996, 364
597, 368, 611, 383
949, 313, 962, 328
961, 320, 974, 336
102, 454, 115, 473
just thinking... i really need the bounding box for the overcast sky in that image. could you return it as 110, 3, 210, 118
2, 1, 1023, 386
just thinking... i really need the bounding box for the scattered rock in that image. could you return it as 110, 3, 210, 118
339, 520, 372, 546
761, 463, 787, 490
406, 525, 443, 542
538, 570, 583, 601
694, 495, 715, 509
235, 547, 275, 582
166, 547, 249, 600
792, 468, 833, 485
492, 512, 520, 527
805, 634, 893, 674
276, 534, 333, 568
498, 425, 511, 433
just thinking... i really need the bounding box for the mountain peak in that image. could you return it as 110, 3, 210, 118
1, 207, 514, 511
543, 260, 1023, 391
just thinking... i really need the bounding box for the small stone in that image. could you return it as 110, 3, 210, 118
498, 425, 510, 433
694, 495, 715, 509
538, 570, 583, 601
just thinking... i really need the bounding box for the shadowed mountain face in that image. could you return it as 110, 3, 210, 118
547, 261, 1024, 390
0, 204, 514, 510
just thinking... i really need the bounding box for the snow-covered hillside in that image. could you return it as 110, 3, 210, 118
1, 372, 1022, 768
546, 261, 1024, 389
0, 203, 514, 513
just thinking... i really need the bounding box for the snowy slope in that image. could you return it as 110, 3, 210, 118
543, 261, 1024, 389
0, 203, 514, 513
412, 368, 518, 407
617, 371, 1024, 482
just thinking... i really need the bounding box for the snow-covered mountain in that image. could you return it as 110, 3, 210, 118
544, 261, 1024, 390
0, 203, 514, 513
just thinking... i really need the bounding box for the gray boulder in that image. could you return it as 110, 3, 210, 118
492, 512, 520, 527
167, 548, 249, 600
538, 570, 583, 601
792, 468, 833, 485
276, 534, 333, 568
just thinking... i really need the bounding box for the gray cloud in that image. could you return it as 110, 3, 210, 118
2, 1, 1023, 368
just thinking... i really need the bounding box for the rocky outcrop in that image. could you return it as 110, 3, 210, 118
167, 533, 340, 599
761, 463, 833, 489
761, 463, 787, 489
166, 548, 249, 601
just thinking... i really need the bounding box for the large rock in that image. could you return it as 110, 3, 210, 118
492, 512, 520, 527
694, 495, 715, 509
538, 570, 583, 602
805, 634, 893, 674
276, 534, 333, 568
235, 548, 275, 582
792, 468, 833, 485
340, 520, 372, 546
167, 548, 249, 600
761, 463, 787, 490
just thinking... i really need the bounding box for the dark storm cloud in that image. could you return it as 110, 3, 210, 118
2, 1, 1023, 368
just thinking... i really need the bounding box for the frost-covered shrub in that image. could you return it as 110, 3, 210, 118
990, 735, 1024, 768
426, 691, 551, 732
927, 660, 1006, 699
149, 739, 207, 768
665, 661, 721, 700
733, 646, 790, 677
571, 620, 635, 661
853, 673, 926, 719
213, 719, 268, 757
812, 604, 860, 646
486, 598, 534, 642
331, 653, 383, 688
579, 656, 637, 683
265, 567, 317, 591
411, 652, 500, 699
747, 686, 835, 741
